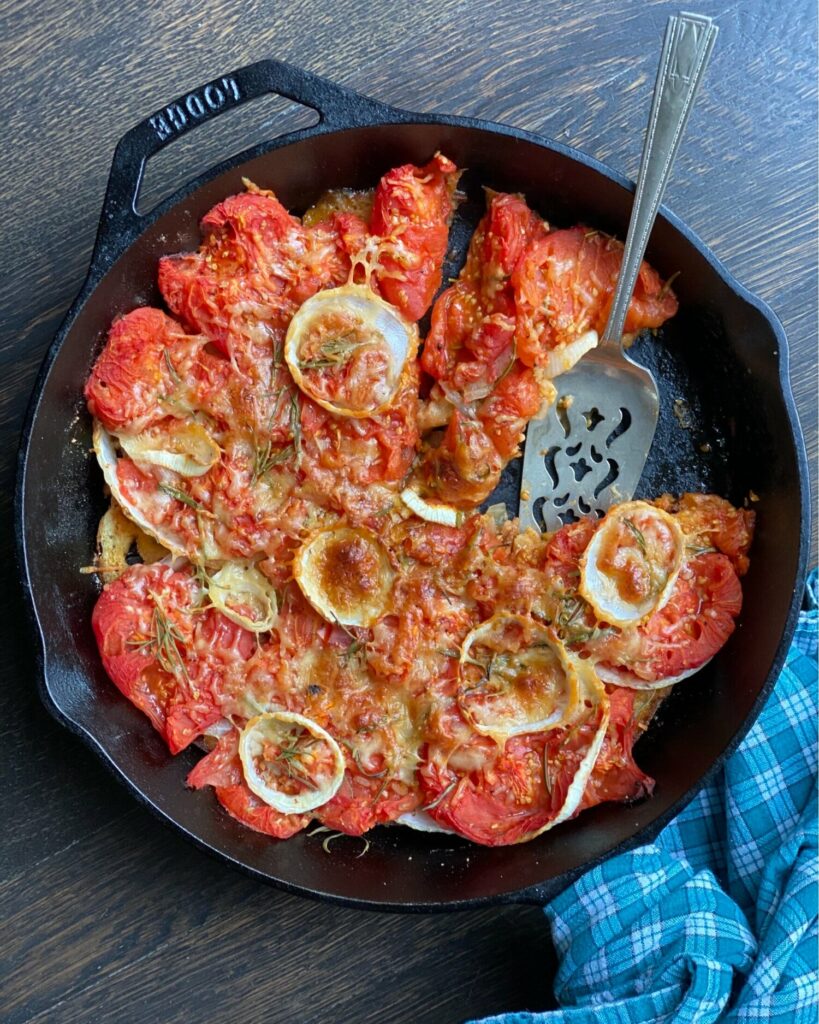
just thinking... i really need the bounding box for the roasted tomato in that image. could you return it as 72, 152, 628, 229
368, 152, 460, 321
158, 187, 350, 360
92, 564, 254, 753
591, 552, 744, 684
578, 687, 654, 808
187, 729, 310, 839
512, 226, 679, 364
85, 308, 201, 433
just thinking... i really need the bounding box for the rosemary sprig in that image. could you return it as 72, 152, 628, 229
271, 734, 320, 790
306, 825, 370, 857
288, 388, 302, 458
251, 440, 295, 483
163, 347, 181, 385
298, 332, 369, 371
421, 779, 456, 812
659, 269, 681, 299
623, 517, 647, 555
127, 591, 189, 681
158, 483, 206, 512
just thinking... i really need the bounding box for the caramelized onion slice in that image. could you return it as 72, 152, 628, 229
95, 501, 169, 583
117, 420, 220, 477
400, 488, 465, 527
294, 525, 393, 627
285, 284, 416, 417
580, 501, 684, 627
239, 712, 345, 814
208, 561, 277, 632
458, 614, 579, 740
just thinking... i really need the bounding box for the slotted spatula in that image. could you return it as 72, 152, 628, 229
519, 12, 717, 532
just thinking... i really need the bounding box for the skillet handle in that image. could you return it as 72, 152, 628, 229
92, 59, 400, 269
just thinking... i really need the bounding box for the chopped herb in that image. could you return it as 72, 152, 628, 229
659, 270, 681, 298
127, 591, 189, 681
298, 332, 371, 370
158, 483, 206, 512
307, 825, 370, 857
163, 347, 181, 385
686, 543, 717, 556
623, 517, 647, 554
422, 779, 456, 812
252, 440, 295, 483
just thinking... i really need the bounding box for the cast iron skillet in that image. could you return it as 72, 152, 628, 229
16, 59, 809, 911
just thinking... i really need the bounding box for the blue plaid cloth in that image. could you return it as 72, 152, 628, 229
471, 569, 818, 1024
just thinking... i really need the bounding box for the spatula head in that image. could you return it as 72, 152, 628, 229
519, 348, 659, 532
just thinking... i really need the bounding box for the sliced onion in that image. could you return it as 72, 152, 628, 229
285, 284, 417, 417
594, 657, 713, 690
208, 561, 277, 632
239, 712, 345, 814
401, 488, 465, 527
117, 421, 220, 477
95, 501, 169, 583
539, 329, 598, 379
523, 663, 610, 841
580, 501, 684, 627
92, 420, 188, 556
294, 525, 393, 627
458, 614, 579, 739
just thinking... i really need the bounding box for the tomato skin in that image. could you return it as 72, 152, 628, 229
512, 227, 679, 364
370, 153, 459, 322
85, 308, 191, 432
316, 771, 419, 835
579, 687, 654, 809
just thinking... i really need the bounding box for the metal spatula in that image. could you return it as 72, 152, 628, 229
519, 12, 717, 532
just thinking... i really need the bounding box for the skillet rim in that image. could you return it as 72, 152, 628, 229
14, 72, 811, 911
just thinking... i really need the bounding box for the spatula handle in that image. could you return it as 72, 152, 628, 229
603, 12, 718, 346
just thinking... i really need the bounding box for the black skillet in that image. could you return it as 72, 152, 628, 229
16, 60, 809, 911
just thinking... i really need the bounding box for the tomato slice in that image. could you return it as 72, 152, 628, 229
512, 226, 678, 364
85, 308, 198, 433
369, 153, 459, 322
316, 769, 419, 835
92, 564, 255, 753
414, 409, 504, 508
419, 727, 580, 846
592, 553, 743, 683
158, 188, 350, 360
654, 492, 755, 575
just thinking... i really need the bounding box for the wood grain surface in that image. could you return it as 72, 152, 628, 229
1, 0, 815, 1021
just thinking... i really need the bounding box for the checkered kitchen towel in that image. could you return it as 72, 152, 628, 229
472, 569, 817, 1024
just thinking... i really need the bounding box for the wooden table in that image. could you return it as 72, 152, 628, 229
2, 1, 815, 1021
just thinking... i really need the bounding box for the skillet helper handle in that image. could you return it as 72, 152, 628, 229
93, 59, 397, 267
603, 11, 718, 347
